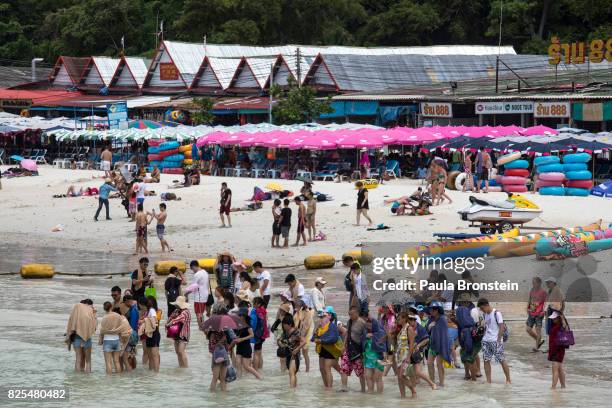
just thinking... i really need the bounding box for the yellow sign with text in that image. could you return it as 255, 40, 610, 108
548, 37, 612, 65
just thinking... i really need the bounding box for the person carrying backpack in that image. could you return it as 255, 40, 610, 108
477, 298, 511, 384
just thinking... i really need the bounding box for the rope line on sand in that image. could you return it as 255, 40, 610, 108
1, 262, 311, 277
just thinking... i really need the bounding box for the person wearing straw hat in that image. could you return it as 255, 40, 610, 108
166, 296, 191, 368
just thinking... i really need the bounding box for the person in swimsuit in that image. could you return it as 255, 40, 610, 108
134, 203, 152, 255
279, 314, 306, 388
219, 182, 232, 228
150, 203, 172, 252
293, 197, 307, 246
305, 192, 317, 242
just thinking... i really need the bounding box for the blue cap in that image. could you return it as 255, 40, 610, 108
325, 306, 335, 314
416, 305, 425, 312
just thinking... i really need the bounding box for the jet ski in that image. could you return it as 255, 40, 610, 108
458, 193, 542, 233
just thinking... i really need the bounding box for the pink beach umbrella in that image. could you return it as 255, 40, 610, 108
520, 125, 558, 136
335, 129, 397, 148
196, 131, 228, 147
261, 130, 306, 148
290, 131, 338, 150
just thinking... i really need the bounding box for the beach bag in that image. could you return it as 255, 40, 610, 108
225, 364, 237, 382
213, 344, 229, 364
166, 324, 180, 339
128, 330, 139, 346
493, 309, 509, 342
145, 286, 157, 299
344, 273, 353, 292
471, 325, 485, 342
254, 313, 265, 340
556, 318, 575, 347
411, 348, 423, 364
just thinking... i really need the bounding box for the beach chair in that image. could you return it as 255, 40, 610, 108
296, 170, 312, 180
385, 160, 401, 178
33, 149, 48, 164
28, 149, 39, 160
313, 163, 338, 181
0, 148, 5, 165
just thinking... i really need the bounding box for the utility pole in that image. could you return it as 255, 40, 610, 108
296, 47, 301, 87
495, 56, 499, 94
269, 63, 274, 124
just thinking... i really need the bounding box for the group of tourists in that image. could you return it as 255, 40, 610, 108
65, 253, 572, 394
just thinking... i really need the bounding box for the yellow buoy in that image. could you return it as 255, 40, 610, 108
304, 254, 335, 270
341, 250, 374, 265
183, 158, 193, 166
178, 145, 191, 153
154, 260, 186, 276
197, 258, 217, 273
20, 264, 54, 279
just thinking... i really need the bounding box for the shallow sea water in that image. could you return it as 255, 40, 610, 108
1, 244, 611, 407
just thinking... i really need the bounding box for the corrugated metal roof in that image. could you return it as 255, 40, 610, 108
308, 54, 612, 92
246, 57, 278, 88
167, 41, 517, 58
331, 93, 612, 102
124, 57, 149, 86
93, 57, 120, 86
208, 57, 241, 89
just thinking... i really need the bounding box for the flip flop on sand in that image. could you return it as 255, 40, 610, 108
537, 339, 545, 349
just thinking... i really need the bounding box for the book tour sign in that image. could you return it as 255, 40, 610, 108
420, 102, 452, 118
548, 37, 612, 65
475, 102, 534, 114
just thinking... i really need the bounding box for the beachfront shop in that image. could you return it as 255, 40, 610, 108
573, 102, 612, 132
318, 101, 418, 126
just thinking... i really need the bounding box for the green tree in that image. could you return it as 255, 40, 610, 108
271, 82, 333, 125
190, 97, 215, 125
38, 0, 148, 57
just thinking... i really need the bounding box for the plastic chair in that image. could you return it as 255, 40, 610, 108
385, 160, 401, 178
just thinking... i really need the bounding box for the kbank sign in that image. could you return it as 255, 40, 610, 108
475, 102, 534, 114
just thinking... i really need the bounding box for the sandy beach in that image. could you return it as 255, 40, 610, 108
1, 166, 610, 269
1, 166, 612, 407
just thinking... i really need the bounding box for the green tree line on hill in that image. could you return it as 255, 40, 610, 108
1, 0, 611, 65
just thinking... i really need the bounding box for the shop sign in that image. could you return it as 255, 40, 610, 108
160, 63, 179, 80
0, 99, 32, 108
475, 102, 534, 114
534, 102, 570, 118
420, 102, 452, 117
107, 101, 128, 130
548, 37, 612, 65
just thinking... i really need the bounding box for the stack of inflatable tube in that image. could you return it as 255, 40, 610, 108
488, 221, 603, 258
157, 141, 184, 172
498, 153, 528, 193
148, 139, 165, 147
405, 229, 519, 260
533, 156, 564, 195
20, 263, 55, 279
563, 153, 592, 196
178, 145, 194, 165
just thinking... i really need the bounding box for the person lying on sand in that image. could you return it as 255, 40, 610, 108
54, 186, 99, 198
144, 166, 160, 183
